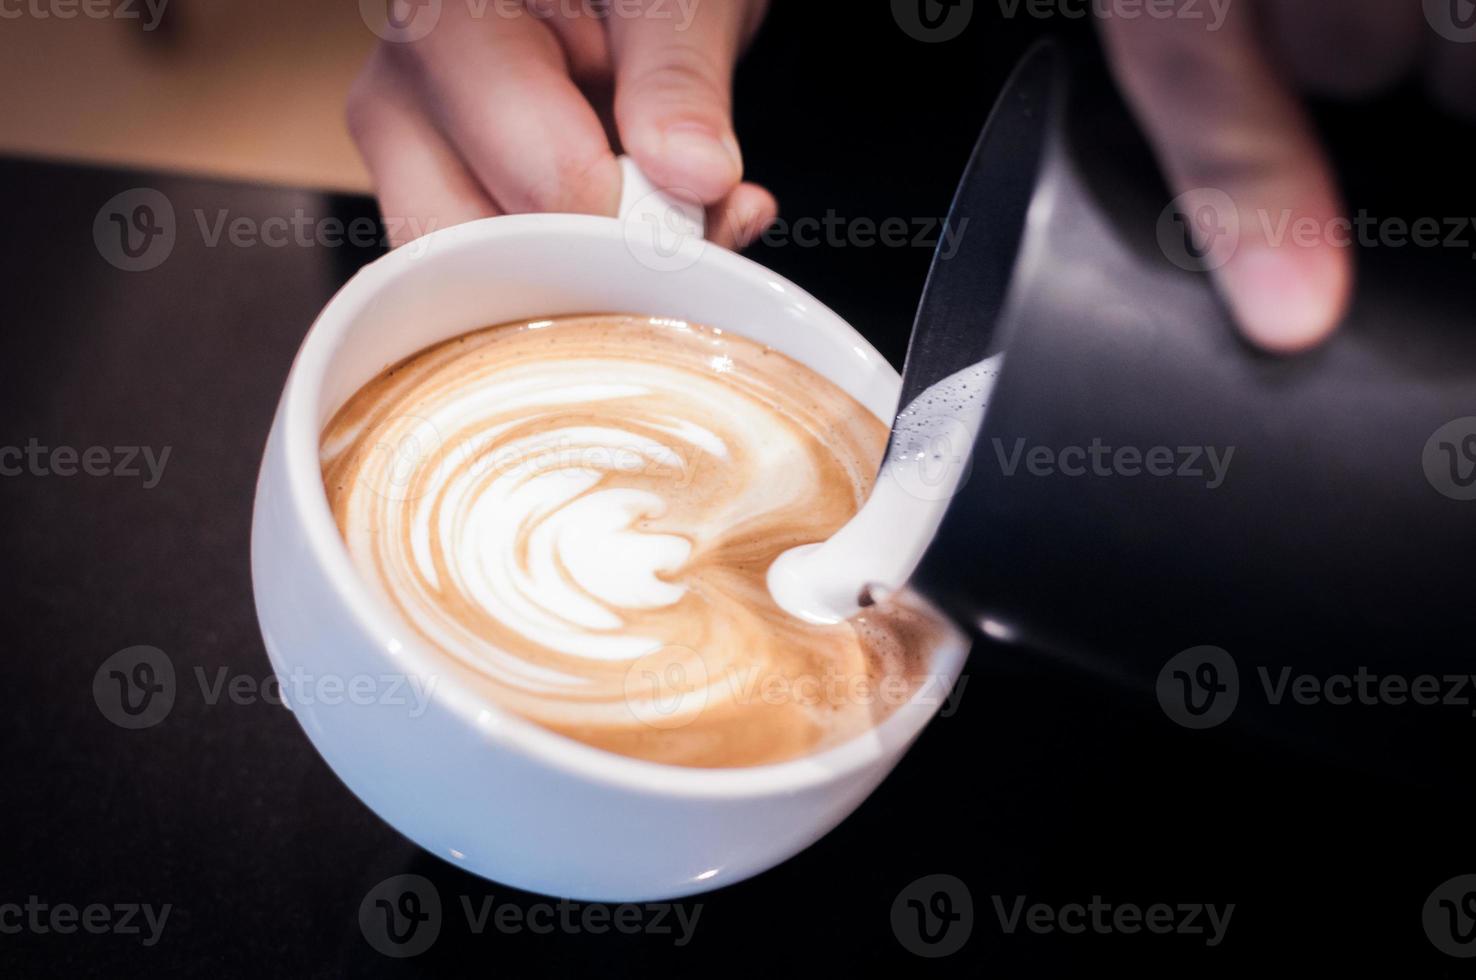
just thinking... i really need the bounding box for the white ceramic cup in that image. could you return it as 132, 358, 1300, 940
251, 160, 969, 902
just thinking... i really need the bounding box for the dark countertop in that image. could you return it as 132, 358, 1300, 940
2, 9, 1472, 976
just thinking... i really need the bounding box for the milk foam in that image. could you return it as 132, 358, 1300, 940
321, 315, 935, 767
769, 355, 1002, 623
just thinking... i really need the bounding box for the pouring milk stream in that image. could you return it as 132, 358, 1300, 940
768, 354, 1002, 624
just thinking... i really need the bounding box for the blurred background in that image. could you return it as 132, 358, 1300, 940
0, 0, 1061, 369
0, 1, 372, 189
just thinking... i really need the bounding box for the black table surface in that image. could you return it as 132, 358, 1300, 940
3, 9, 1473, 977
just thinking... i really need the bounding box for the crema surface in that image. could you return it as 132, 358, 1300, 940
321, 315, 930, 767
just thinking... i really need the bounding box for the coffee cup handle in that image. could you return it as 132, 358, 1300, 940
616, 155, 707, 242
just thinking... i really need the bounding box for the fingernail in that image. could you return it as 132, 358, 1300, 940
662, 124, 743, 182
1221, 245, 1348, 354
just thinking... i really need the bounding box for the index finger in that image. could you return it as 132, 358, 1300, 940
1100, 4, 1352, 353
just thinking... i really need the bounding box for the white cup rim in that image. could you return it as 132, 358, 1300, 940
276, 213, 970, 800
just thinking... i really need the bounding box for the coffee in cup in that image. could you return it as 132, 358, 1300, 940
320, 313, 943, 767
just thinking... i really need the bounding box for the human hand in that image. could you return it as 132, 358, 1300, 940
347, 0, 776, 251
1101, 1, 1460, 353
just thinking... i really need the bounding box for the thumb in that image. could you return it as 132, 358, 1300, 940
609, 2, 760, 204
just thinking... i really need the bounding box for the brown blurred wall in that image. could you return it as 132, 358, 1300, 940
0, 0, 373, 190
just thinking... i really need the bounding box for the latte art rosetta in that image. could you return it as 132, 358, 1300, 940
322, 315, 933, 767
